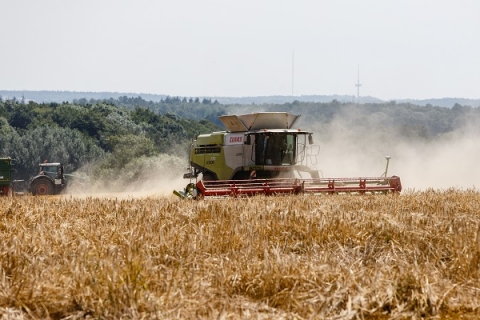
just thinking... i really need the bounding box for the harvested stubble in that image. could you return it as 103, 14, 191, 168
1, 190, 480, 319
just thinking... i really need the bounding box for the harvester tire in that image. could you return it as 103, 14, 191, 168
185, 183, 198, 199
32, 180, 54, 196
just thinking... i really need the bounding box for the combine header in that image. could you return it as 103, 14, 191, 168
174, 112, 402, 199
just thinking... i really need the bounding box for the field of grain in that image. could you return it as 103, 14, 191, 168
1, 190, 480, 319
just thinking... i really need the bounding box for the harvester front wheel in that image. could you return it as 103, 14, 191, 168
185, 183, 198, 199
32, 180, 54, 196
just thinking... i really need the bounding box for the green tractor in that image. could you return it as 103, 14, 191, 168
13, 162, 68, 196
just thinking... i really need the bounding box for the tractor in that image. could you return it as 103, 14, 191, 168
13, 162, 68, 196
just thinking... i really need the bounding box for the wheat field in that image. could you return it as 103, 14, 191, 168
1, 190, 480, 319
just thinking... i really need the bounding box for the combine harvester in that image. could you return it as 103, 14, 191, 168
174, 112, 401, 199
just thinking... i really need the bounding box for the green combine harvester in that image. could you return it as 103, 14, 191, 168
174, 112, 402, 199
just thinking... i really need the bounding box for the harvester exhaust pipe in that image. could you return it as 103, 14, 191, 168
382, 156, 391, 178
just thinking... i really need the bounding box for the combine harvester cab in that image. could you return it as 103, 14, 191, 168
174, 112, 402, 199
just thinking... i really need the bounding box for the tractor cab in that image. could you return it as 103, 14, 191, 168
39, 163, 64, 180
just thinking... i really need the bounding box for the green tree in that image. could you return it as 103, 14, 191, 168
9, 103, 34, 129
17, 126, 104, 179
0, 117, 23, 160
96, 134, 158, 183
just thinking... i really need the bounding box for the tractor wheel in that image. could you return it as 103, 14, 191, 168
32, 180, 54, 196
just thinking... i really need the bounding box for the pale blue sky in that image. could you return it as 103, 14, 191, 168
1, 0, 478, 100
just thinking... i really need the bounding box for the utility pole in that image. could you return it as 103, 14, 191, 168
355, 65, 362, 103
354, 66, 362, 128
292, 51, 295, 96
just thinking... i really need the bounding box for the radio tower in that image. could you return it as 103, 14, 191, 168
355, 65, 362, 103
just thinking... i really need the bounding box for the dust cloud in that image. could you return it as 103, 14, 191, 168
305, 106, 480, 190
395, 127, 480, 190
67, 154, 189, 199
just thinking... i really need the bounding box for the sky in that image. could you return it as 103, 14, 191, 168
1, 0, 479, 100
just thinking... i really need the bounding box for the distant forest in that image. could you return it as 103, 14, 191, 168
0, 94, 478, 187
1, 90, 479, 108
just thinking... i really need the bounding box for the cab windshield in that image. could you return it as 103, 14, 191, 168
40, 165, 59, 177
254, 133, 295, 166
